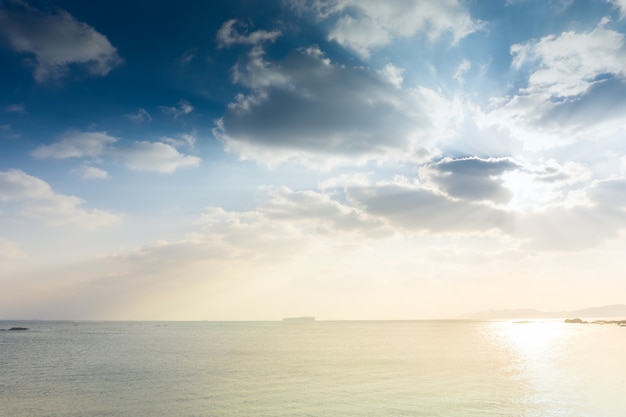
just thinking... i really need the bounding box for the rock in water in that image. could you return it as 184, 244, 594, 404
564, 318, 586, 324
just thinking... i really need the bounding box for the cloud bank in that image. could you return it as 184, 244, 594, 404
0, 169, 120, 229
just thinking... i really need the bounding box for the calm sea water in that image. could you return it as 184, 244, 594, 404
1, 320, 625, 417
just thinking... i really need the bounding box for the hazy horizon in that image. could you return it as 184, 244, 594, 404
3, 303, 626, 323
3, 1, 626, 320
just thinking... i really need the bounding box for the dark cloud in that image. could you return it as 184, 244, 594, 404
0, 0, 122, 82
216, 19, 282, 48
425, 157, 519, 203
347, 184, 510, 233
214, 45, 438, 164
342, 175, 626, 250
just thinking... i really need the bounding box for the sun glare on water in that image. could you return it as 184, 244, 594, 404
503, 320, 567, 355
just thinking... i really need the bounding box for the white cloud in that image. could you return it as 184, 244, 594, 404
0, 169, 120, 229
159, 99, 194, 118
0, 124, 21, 140
607, 0, 626, 18
485, 83, 626, 151
118, 141, 201, 173
327, 14, 391, 57
379, 63, 404, 87
124, 108, 152, 123
186, 187, 394, 266
295, 0, 482, 57
555, 0, 575, 12
3, 103, 25, 113
506, 0, 574, 11
319, 172, 374, 189
0, 168, 58, 201
258, 187, 390, 237
216, 19, 282, 48
5, 174, 626, 319
161, 132, 196, 149
453, 59, 471, 83
93, 177, 626, 296
482, 22, 626, 151
0, 238, 27, 260
32, 131, 200, 174
179, 48, 197, 65
75, 165, 110, 180
511, 24, 626, 99
32, 131, 117, 159
0, 1, 122, 83
191, 186, 395, 258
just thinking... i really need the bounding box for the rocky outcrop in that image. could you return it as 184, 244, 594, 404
565, 318, 626, 327
591, 320, 626, 326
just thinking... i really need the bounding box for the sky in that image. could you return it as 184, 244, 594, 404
1, 0, 626, 320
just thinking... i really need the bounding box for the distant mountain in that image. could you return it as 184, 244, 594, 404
463, 304, 626, 320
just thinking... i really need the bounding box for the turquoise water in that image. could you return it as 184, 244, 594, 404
1, 320, 625, 416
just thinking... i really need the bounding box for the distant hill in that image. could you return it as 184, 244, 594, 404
463, 304, 626, 320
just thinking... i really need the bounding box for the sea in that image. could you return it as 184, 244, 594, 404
1, 319, 625, 417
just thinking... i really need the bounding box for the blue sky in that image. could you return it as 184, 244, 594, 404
2, 0, 626, 320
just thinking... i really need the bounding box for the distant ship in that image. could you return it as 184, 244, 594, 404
282, 316, 315, 322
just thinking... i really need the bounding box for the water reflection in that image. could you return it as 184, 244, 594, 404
490, 321, 580, 417
501, 320, 566, 356
3, 321, 624, 417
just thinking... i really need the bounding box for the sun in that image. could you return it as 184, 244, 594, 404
500, 170, 556, 211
